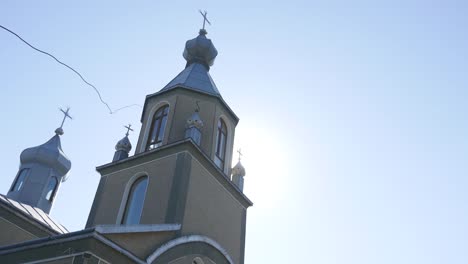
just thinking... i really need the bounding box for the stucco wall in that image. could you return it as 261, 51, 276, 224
87, 154, 177, 226
0, 216, 37, 246
136, 89, 238, 175
181, 157, 245, 264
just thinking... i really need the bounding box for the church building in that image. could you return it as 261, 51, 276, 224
0, 24, 252, 264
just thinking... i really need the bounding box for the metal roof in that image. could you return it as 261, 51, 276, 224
0, 194, 68, 234
160, 62, 221, 98
20, 134, 71, 176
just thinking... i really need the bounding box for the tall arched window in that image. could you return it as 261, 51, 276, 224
10, 169, 30, 192
214, 119, 227, 170
147, 105, 169, 150
45, 177, 58, 201
121, 176, 148, 225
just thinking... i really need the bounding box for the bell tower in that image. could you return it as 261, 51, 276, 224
86, 24, 252, 264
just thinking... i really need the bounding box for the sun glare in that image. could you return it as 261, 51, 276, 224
233, 122, 291, 209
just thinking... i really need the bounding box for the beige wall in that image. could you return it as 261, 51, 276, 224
0, 216, 38, 246
104, 232, 175, 259
136, 89, 237, 174
182, 156, 245, 264
89, 146, 248, 263
87, 154, 178, 226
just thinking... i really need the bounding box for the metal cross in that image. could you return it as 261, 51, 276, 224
59, 107, 72, 129
237, 148, 243, 161
124, 124, 133, 136
199, 10, 211, 30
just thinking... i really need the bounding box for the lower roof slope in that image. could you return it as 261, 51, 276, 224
0, 194, 68, 234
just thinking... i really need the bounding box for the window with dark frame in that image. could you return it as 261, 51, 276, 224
214, 119, 227, 170
121, 176, 148, 225
146, 105, 169, 150
10, 168, 30, 192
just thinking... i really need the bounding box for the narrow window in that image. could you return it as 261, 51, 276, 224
11, 169, 29, 192
147, 105, 169, 150
121, 176, 148, 225
45, 177, 58, 201
214, 119, 228, 170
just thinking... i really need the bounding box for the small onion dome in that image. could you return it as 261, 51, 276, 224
186, 111, 204, 130
232, 161, 246, 177
115, 135, 132, 153
183, 30, 218, 68
20, 133, 71, 176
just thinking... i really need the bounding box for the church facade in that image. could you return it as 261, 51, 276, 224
0, 27, 252, 264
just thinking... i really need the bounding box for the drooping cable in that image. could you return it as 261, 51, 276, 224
0, 24, 142, 114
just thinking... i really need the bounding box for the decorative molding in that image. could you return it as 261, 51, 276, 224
146, 235, 234, 264
95, 224, 181, 234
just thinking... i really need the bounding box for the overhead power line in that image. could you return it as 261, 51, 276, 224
0, 24, 142, 114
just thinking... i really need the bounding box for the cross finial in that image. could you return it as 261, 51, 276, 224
237, 148, 243, 162
55, 107, 72, 135
199, 10, 211, 31
59, 107, 72, 129
124, 124, 133, 137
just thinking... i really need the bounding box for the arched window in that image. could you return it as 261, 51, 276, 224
11, 169, 30, 192
147, 105, 169, 150
45, 177, 58, 201
214, 119, 227, 170
121, 176, 148, 225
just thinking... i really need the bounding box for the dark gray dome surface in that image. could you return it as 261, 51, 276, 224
20, 134, 71, 175
183, 31, 218, 67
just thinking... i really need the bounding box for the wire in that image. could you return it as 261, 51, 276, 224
0, 24, 142, 114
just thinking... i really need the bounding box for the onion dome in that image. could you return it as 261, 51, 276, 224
183, 30, 218, 68
113, 124, 133, 162
186, 110, 204, 130
232, 161, 246, 177
115, 135, 132, 153
160, 30, 221, 98
20, 130, 71, 176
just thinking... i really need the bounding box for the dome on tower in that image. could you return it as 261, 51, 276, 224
186, 111, 204, 130
20, 132, 71, 176
112, 125, 133, 162
183, 30, 218, 68
159, 30, 222, 98
232, 161, 246, 177
115, 135, 132, 153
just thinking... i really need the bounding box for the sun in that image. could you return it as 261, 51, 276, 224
233, 120, 291, 209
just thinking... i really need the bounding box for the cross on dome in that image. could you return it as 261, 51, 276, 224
124, 124, 133, 137
55, 107, 72, 135
59, 107, 72, 129
237, 148, 243, 162
199, 10, 211, 31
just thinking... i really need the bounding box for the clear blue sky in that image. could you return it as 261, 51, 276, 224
1, 1, 468, 263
